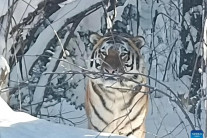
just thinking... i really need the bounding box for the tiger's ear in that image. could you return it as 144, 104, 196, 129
89, 33, 102, 45
132, 36, 145, 49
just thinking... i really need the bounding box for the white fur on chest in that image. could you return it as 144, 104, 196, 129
88, 79, 147, 133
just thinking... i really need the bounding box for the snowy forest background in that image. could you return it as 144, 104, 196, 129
0, 0, 206, 138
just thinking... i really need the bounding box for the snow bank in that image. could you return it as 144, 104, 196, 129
0, 97, 126, 138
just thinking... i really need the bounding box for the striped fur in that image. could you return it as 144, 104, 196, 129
85, 32, 149, 138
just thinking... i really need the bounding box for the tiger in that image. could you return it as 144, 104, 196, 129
85, 31, 149, 138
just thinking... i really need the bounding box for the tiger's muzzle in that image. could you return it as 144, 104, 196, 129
101, 49, 125, 75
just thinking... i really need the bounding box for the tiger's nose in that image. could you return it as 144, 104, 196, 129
104, 68, 118, 74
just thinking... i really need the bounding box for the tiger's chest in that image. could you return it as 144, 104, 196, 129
86, 79, 148, 134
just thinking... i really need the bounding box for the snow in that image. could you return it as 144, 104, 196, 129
0, 97, 126, 138
0, 0, 7, 16
10, 0, 103, 85
31, 46, 62, 114
146, 97, 192, 138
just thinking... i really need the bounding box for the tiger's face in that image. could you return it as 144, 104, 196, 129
88, 32, 146, 88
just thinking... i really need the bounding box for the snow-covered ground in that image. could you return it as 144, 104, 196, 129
0, 96, 199, 138
0, 97, 126, 138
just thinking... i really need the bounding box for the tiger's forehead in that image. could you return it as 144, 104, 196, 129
103, 43, 126, 52
99, 37, 128, 52
106, 36, 125, 44
93, 35, 139, 52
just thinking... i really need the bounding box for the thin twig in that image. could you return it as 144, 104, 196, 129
162, 38, 178, 81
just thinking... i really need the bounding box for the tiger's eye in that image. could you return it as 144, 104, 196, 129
120, 53, 128, 59
120, 53, 126, 57
101, 51, 107, 56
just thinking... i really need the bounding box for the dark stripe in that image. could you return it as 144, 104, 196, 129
127, 52, 130, 60
104, 92, 114, 102
125, 53, 134, 70
95, 61, 100, 68
120, 95, 147, 132
125, 64, 132, 67
89, 100, 108, 125
136, 55, 139, 70
121, 93, 145, 111
126, 125, 142, 136
131, 54, 134, 70
90, 121, 102, 132
93, 84, 113, 113
90, 51, 95, 67
124, 103, 145, 126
